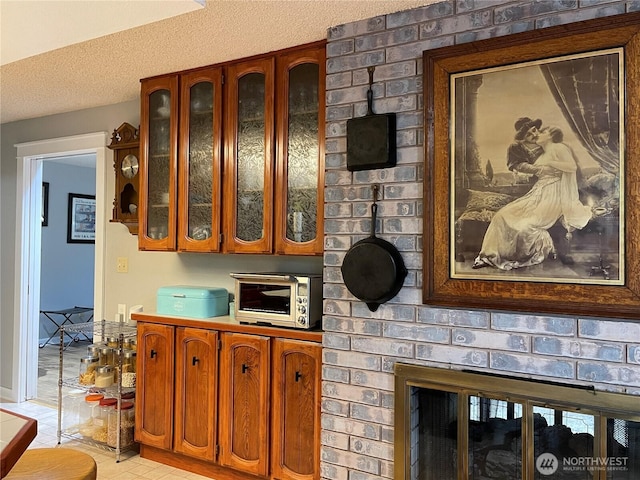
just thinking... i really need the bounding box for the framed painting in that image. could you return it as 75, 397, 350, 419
423, 12, 640, 319
67, 193, 96, 244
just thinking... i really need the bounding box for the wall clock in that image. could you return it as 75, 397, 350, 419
108, 122, 140, 234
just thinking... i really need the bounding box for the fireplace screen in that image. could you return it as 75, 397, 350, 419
396, 364, 640, 480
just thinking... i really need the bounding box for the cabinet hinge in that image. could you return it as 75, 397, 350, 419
218, 339, 222, 350
215, 444, 220, 459
221, 73, 224, 85
219, 233, 223, 245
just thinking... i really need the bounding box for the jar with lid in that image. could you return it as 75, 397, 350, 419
107, 401, 135, 448
92, 397, 117, 443
121, 391, 135, 406
95, 365, 114, 388
79, 393, 104, 437
79, 355, 98, 385
121, 350, 137, 388
106, 336, 120, 348
97, 346, 114, 366
87, 343, 103, 358
122, 338, 134, 350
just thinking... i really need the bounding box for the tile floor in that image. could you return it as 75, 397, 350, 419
0, 342, 211, 479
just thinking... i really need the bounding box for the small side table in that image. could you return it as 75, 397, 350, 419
39, 306, 94, 349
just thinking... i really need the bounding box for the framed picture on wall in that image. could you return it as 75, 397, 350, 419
422, 12, 640, 320
67, 193, 96, 243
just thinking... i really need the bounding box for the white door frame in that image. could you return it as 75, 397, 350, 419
13, 132, 108, 402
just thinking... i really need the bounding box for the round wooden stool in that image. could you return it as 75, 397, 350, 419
5, 448, 97, 480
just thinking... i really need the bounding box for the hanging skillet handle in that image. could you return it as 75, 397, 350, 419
370, 184, 379, 238
366, 66, 375, 116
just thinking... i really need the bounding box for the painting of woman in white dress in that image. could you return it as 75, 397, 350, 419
472, 126, 593, 270
450, 48, 623, 284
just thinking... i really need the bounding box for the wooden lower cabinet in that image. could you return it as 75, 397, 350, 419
135, 323, 174, 449
219, 333, 270, 476
135, 318, 321, 480
271, 338, 321, 480
174, 327, 218, 460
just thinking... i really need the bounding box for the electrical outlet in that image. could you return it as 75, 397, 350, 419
116, 257, 128, 273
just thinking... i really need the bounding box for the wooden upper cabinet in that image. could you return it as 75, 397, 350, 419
139, 41, 325, 255
139, 75, 179, 251
135, 323, 175, 449
271, 338, 322, 480
274, 46, 325, 255
218, 332, 271, 476
223, 58, 276, 254
178, 68, 224, 252
173, 327, 218, 460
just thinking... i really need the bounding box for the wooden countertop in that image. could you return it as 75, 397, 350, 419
131, 312, 323, 343
1, 409, 37, 477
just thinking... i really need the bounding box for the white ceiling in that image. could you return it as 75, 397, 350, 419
0, 0, 436, 124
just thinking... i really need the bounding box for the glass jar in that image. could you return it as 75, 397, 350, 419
107, 401, 135, 448
107, 336, 120, 348
122, 350, 136, 373
121, 391, 135, 406
79, 355, 98, 385
79, 393, 104, 438
121, 350, 137, 388
95, 365, 114, 388
122, 338, 133, 350
62, 389, 86, 434
92, 397, 117, 443
87, 343, 103, 358
98, 346, 114, 366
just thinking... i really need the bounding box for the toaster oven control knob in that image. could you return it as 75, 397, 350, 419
298, 305, 306, 315
298, 316, 307, 325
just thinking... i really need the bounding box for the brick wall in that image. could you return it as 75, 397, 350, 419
321, 1, 640, 479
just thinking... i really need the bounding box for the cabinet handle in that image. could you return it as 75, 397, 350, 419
150, 349, 157, 359
295, 371, 302, 382
241, 363, 248, 374
192, 356, 199, 366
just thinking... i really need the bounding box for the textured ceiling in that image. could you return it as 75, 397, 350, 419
0, 0, 436, 124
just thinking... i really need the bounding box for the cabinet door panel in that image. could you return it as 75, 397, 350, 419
135, 323, 174, 449
274, 45, 325, 255
223, 58, 275, 253
178, 68, 224, 252
271, 338, 321, 480
174, 327, 218, 460
219, 333, 270, 476
139, 75, 179, 251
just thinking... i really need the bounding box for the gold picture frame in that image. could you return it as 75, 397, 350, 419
423, 12, 640, 319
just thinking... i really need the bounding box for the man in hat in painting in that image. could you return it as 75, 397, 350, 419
506, 117, 544, 176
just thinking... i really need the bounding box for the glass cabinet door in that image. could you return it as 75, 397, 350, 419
224, 58, 275, 253
275, 46, 325, 255
139, 75, 178, 251
178, 68, 223, 252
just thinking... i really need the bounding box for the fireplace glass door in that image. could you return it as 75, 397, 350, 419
395, 364, 640, 480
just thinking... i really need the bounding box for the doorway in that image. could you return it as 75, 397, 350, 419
13, 132, 108, 403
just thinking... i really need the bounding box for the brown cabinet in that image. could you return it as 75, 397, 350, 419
174, 327, 218, 460
134, 315, 321, 480
223, 44, 325, 255
218, 333, 270, 476
139, 75, 179, 251
271, 338, 321, 480
138, 41, 325, 255
139, 68, 224, 252
135, 322, 174, 449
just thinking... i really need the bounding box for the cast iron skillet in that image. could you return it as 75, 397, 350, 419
341, 185, 407, 311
